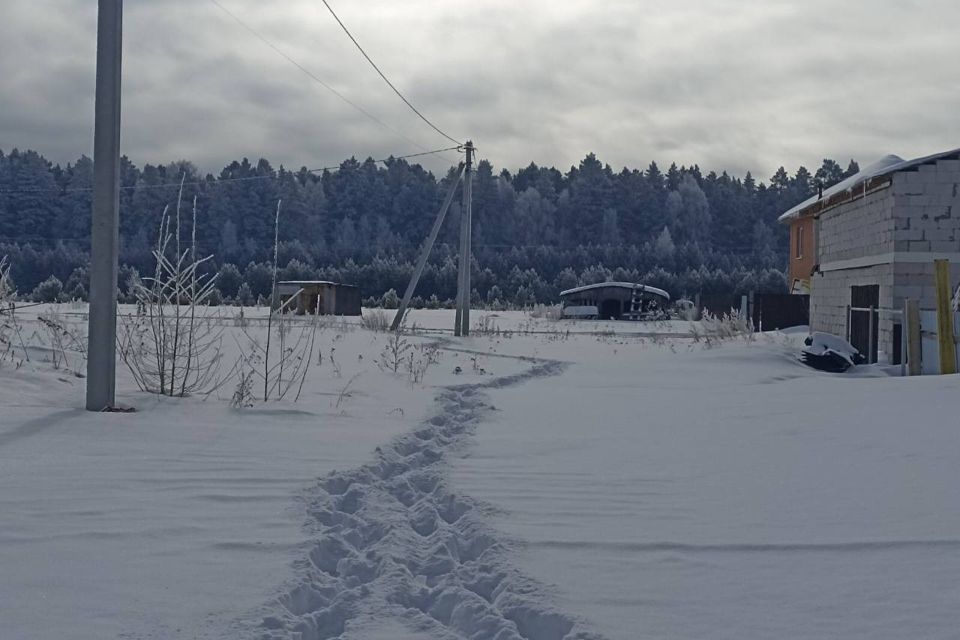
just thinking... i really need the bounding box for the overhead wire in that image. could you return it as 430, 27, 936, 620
317, 0, 463, 146
207, 0, 444, 155
2, 2, 467, 197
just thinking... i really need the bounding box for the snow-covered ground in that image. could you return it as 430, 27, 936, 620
1, 307, 958, 639
449, 331, 960, 640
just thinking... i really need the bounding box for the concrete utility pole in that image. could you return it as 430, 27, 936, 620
86, 0, 123, 411
391, 163, 465, 332
454, 141, 474, 336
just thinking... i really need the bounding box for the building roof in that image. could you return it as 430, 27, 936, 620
777, 147, 960, 223
560, 282, 670, 301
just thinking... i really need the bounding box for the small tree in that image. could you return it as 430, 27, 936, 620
217, 263, 243, 299
236, 282, 255, 306
381, 288, 400, 309
32, 276, 63, 303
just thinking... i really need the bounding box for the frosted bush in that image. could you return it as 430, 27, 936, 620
527, 304, 562, 321
360, 308, 390, 332
690, 309, 754, 346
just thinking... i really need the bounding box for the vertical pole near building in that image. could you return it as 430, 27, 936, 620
86, 0, 123, 411
454, 141, 474, 337
933, 259, 957, 375
906, 298, 922, 376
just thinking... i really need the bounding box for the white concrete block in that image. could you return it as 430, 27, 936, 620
897, 229, 924, 241
936, 159, 960, 173
929, 240, 960, 252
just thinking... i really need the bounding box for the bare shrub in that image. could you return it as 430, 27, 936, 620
378, 332, 411, 373
36, 307, 87, 373
527, 304, 563, 321
690, 309, 754, 347
360, 309, 390, 332
118, 191, 226, 396
0, 256, 29, 367
335, 373, 360, 410
230, 368, 255, 409
472, 314, 500, 335
406, 342, 441, 383
232, 297, 322, 404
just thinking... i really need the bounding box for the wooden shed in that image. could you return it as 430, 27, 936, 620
275, 281, 361, 316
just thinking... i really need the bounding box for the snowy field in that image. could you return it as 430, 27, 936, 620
1, 307, 958, 639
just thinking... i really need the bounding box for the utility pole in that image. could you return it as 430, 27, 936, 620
86, 0, 123, 411
391, 164, 464, 332
454, 141, 474, 336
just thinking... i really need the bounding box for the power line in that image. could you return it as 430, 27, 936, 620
207, 0, 435, 154
0, 146, 461, 195
317, 0, 463, 147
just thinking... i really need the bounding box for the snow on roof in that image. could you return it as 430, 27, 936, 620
777, 147, 960, 223
560, 282, 670, 301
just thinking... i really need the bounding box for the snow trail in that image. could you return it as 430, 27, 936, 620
256, 358, 606, 640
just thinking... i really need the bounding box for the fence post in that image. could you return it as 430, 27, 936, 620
845, 304, 851, 343
905, 299, 922, 376
867, 305, 875, 364
900, 301, 907, 377
934, 259, 957, 375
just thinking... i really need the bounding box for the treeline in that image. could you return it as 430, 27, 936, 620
0, 148, 858, 305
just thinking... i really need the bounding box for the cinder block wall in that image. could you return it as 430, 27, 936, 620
817, 187, 895, 263
811, 184, 896, 353
810, 264, 895, 354
891, 158, 960, 320
811, 156, 960, 362
891, 159, 960, 255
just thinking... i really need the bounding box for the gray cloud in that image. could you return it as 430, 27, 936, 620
1, 0, 958, 181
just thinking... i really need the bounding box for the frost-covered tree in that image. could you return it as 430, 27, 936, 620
32, 275, 63, 302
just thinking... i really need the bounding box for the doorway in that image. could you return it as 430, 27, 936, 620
849, 285, 879, 363
599, 299, 622, 320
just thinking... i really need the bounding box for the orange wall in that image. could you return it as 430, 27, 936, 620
788, 217, 816, 288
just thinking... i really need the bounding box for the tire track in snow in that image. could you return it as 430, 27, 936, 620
255, 358, 606, 640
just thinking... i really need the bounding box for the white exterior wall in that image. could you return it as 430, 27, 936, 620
811, 185, 895, 355
889, 159, 960, 321
810, 156, 960, 362
817, 187, 895, 263
810, 264, 894, 353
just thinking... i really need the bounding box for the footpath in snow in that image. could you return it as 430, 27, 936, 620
257, 357, 609, 640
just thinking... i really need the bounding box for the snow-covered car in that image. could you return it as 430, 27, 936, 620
800, 332, 866, 372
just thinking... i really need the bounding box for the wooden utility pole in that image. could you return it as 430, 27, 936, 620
391, 164, 465, 332
933, 259, 957, 375
455, 141, 474, 337
86, 0, 123, 411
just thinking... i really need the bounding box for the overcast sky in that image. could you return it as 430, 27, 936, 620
2, 0, 959, 181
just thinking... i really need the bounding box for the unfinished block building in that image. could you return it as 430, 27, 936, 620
780, 148, 960, 363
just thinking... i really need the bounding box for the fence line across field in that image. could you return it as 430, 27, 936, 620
48, 309, 694, 338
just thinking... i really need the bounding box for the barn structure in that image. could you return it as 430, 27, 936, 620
275, 281, 362, 316
778, 147, 960, 363
560, 282, 671, 320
